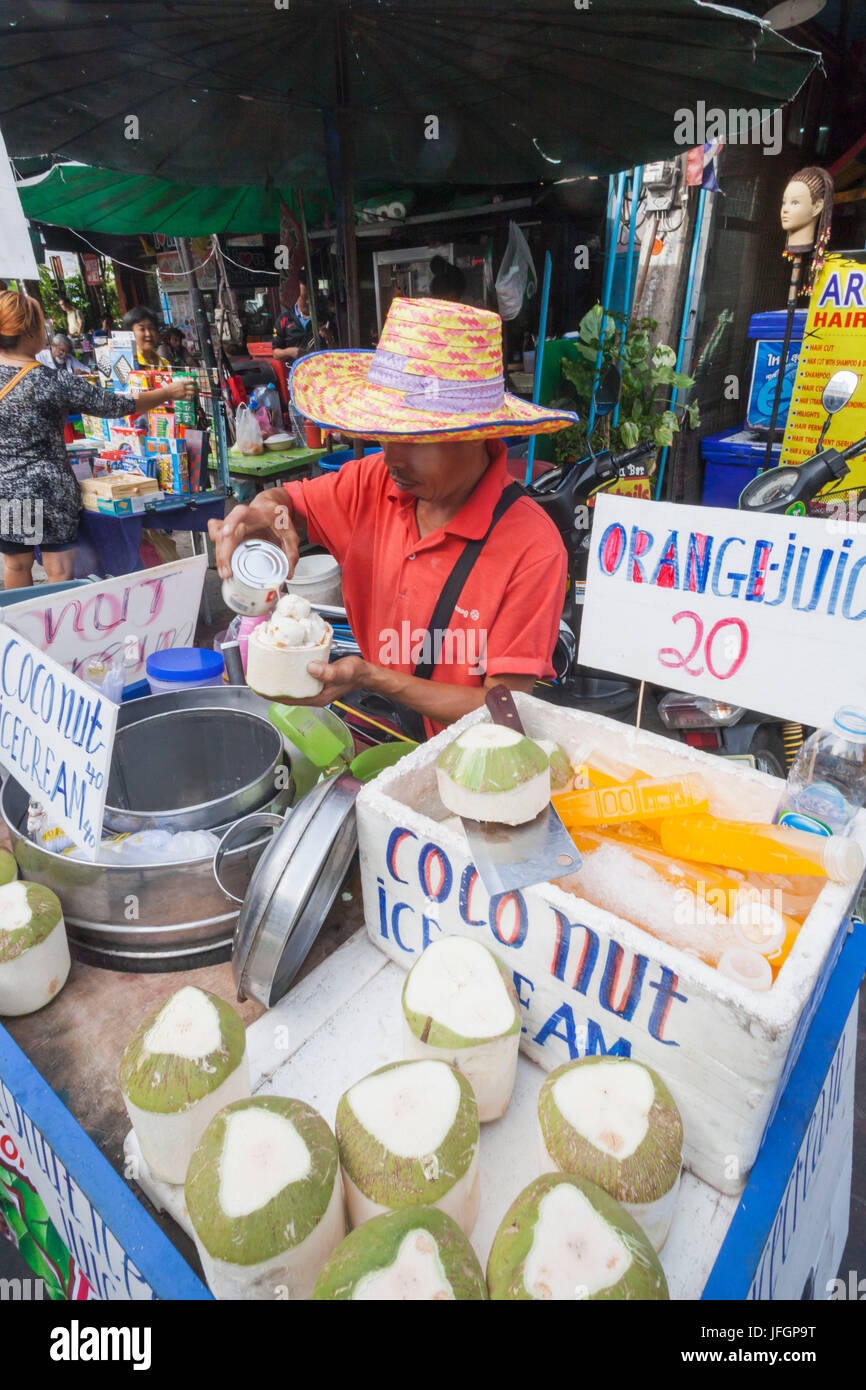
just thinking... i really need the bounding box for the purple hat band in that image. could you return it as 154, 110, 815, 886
366, 349, 505, 414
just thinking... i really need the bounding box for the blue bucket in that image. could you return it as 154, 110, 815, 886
316, 446, 380, 474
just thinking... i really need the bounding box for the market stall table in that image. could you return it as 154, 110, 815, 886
225, 445, 325, 493
1, 870, 862, 1300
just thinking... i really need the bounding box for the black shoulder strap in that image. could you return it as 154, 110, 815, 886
413, 481, 525, 683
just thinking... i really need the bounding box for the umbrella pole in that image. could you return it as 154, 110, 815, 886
524, 251, 552, 487
176, 236, 229, 492
297, 189, 320, 350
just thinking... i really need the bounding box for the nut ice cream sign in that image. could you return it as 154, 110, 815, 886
579, 495, 866, 731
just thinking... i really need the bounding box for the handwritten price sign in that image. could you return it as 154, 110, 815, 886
0, 624, 118, 858
580, 495, 866, 730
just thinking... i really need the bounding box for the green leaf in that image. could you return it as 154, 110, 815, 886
620, 421, 640, 449
686, 403, 701, 429
654, 423, 674, 447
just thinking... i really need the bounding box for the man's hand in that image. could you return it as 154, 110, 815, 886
273, 346, 301, 362
276, 656, 371, 708
207, 491, 300, 579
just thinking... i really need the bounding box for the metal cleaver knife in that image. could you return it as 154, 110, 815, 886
459, 686, 581, 895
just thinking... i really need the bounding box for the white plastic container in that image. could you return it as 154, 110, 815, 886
285, 553, 342, 607
355, 693, 866, 1196
146, 648, 225, 695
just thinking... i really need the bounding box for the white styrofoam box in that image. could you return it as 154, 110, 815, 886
356, 693, 864, 1195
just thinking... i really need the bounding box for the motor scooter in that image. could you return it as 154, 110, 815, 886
655, 370, 865, 773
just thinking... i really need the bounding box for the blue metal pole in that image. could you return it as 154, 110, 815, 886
587, 171, 626, 437
524, 251, 552, 487
655, 186, 707, 500
613, 165, 642, 428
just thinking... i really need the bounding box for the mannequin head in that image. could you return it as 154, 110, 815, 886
780, 167, 834, 251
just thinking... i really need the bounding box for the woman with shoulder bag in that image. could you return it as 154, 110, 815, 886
0, 292, 194, 589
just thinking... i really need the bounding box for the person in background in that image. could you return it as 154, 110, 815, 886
159, 326, 195, 368
100, 313, 114, 335
122, 305, 171, 370
429, 255, 466, 303
272, 272, 333, 363
0, 291, 194, 589
57, 295, 84, 337
36, 332, 88, 374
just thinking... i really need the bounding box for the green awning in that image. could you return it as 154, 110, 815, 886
17, 165, 329, 236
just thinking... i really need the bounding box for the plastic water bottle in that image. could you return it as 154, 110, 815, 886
774, 707, 866, 837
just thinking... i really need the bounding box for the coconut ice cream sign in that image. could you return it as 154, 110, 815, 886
0, 624, 117, 857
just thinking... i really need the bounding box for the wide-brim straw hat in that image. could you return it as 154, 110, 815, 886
289, 296, 577, 442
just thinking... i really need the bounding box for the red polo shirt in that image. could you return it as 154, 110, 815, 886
284, 441, 567, 733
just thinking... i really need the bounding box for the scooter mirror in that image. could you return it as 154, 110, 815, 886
593, 365, 622, 418
821, 370, 859, 416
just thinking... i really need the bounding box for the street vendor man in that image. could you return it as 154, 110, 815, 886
210, 297, 576, 738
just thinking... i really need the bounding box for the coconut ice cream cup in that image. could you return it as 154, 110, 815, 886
0, 850, 18, 887
0, 881, 70, 1016
537, 1056, 683, 1251
336, 1059, 480, 1236
487, 1173, 669, 1301
312, 1206, 488, 1300
185, 1096, 345, 1300
119, 986, 250, 1186
245, 591, 333, 699
401, 938, 521, 1122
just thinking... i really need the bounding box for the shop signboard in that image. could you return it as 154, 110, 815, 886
0, 623, 117, 857
780, 250, 866, 513
1, 555, 207, 685
579, 493, 866, 731
81, 253, 101, 287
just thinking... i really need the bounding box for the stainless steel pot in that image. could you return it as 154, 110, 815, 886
103, 701, 286, 834
1, 686, 297, 971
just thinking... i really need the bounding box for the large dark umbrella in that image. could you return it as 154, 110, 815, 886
1, 0, 818, 340
1, 0, 817, 185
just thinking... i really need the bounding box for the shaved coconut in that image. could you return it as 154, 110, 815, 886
336, 1059, 480, 1235
487, 1173, 668, 1301
0, 851, 17, 886
402, 938, 521, 1120
119, 987, 250, 1185
436, 724, 550, 825
536, 739, 574, 793
186, 1096, 344, 1300
537, 1057, 683, 1251
312, 1207, 487, 1301
0, 881, 69, 1016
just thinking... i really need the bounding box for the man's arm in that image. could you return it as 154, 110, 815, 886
293, 656, 536, 723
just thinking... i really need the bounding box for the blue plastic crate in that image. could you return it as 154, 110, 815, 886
701, 427, 781, 509
746, 309, 808, 431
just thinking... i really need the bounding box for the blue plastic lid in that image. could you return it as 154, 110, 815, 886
748, 310, 808, 339
146, 647, 224, 682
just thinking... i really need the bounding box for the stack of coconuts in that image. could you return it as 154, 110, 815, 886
0, 851, 72, 1018
119, 904, 682, 1302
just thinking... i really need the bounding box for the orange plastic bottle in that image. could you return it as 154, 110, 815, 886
555, 774, 709, 827
658, 814, 864, 883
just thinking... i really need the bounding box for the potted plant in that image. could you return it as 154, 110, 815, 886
551, 304, 699, 473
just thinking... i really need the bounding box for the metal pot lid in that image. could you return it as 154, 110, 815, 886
231, 539, 289, 590
214, 772, 361, 1008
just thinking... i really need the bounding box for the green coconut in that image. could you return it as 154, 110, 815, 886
536, 739, 575, 793
487, 1173, 669, 1301
402, 937, 521, 1121
336, 1059, 480, 1235
0, 850, 18, 887
0, 881, 63, 963
435, 724, 551, 825
312, 1206, 488, 1301
185, 1096, 340, 1269
538, 1056, 683, 1251
119, 986, 246, 1115
0, 880, 69, 1017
